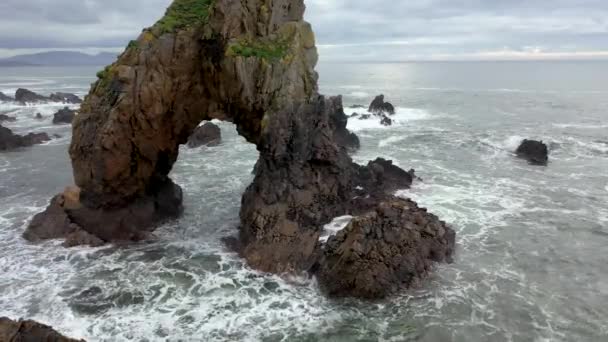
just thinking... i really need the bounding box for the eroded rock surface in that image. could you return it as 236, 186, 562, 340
29, 0, 455, 298
52, 107, 76, 124
15, 88, 48, 104
369, 94, 395, 115
516, 139, 548, 165
317, 198, 455, 298
0, 124, 50, 151
0, 317, 84, 342
187, 122, 221, 147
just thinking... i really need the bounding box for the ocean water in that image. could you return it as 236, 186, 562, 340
1, 61, 607, 341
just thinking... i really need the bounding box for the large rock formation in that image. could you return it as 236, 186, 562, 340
516, 139, 548, 165
187, 122, 222, 147
0, 317, 84, 342
28, 0, 455, 298
0, 124, 50, 151
15, 88, 48, 104
317, 198, 455, 298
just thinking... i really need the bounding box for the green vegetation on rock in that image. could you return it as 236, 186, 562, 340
154, 0, 215, 34
228, 38, 289, 61
95, 65, 114, 89
127, 40, 139, 49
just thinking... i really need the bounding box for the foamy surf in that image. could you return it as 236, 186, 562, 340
345, 106, 433, 131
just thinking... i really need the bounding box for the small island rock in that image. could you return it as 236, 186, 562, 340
369, 94, 396, 115
53, 107, 77, 124
187, 122, 222, 148
516, 139, 548, 165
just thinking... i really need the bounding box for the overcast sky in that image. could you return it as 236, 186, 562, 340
0, 0, 607, 60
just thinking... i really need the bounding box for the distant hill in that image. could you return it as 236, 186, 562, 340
0, 51, 117, 67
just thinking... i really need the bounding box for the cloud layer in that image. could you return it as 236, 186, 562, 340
1, 0, 607, 60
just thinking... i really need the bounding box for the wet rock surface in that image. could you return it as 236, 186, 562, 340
15, 88, 48, 104
29, 0, 455, 299
0, 317, 84, 342
0, 92, 13, 101
516, 139, 548, 165
369, 94, 396, 115
52, 107, 76, 124
317, 198, 456, 299
187, 122, 222, 148
0, 114, 17, 122
50, 92, 82, 104
0, 124, 50, 151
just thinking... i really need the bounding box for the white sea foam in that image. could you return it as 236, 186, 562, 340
319, 215, 353, 243
345, 106, 433, 132
553, 123, 608, 129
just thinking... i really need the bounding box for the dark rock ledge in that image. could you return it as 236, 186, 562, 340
0, 317, 84, 342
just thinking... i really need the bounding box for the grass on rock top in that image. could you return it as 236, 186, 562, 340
154, 0, 215, 34
228, 39, 289, 61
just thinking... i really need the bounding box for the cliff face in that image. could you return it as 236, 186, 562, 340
28, 0, 455, 299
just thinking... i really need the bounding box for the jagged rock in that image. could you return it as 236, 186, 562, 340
328, 96, 360, 151
52, 107, 76, 124
317, 198, 456, 298
516, 139, 548, 165
369, 94, 395, 115
50, 92, 82, 104
380, 115, 392, 126
35, 113, 44, 120
0, 114, 16, 122
0, 124, 50, 151
15, 88, 49, 104
0, 317, 84, 342
29, 0, 454, 298
0, 92, 14, 101
187, 122, 222, 147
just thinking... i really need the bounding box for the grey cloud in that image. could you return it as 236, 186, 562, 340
0, 0, 607, 60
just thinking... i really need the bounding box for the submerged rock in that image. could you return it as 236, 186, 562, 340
369, 94, 395, 115
380, 115, 392, 126
52, 107, 76, 124
50, 92, 83, 104
317, 198, 455, 298
0, 124, 50, 151
35, 112, 44, 120
15, 88, 48, 104
0, 317, 84, 342
516, 139, 548, 165
187, 122, 222, 148
0, 92, 13, 102
29, 0, 454, 298
0, 114, 17, 122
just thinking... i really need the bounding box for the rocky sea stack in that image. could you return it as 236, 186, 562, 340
516, 139, 549, 165
27, 0, 455, 299
187, 122, 222, 147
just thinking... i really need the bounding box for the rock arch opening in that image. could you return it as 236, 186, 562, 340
26, 0, 455, 298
